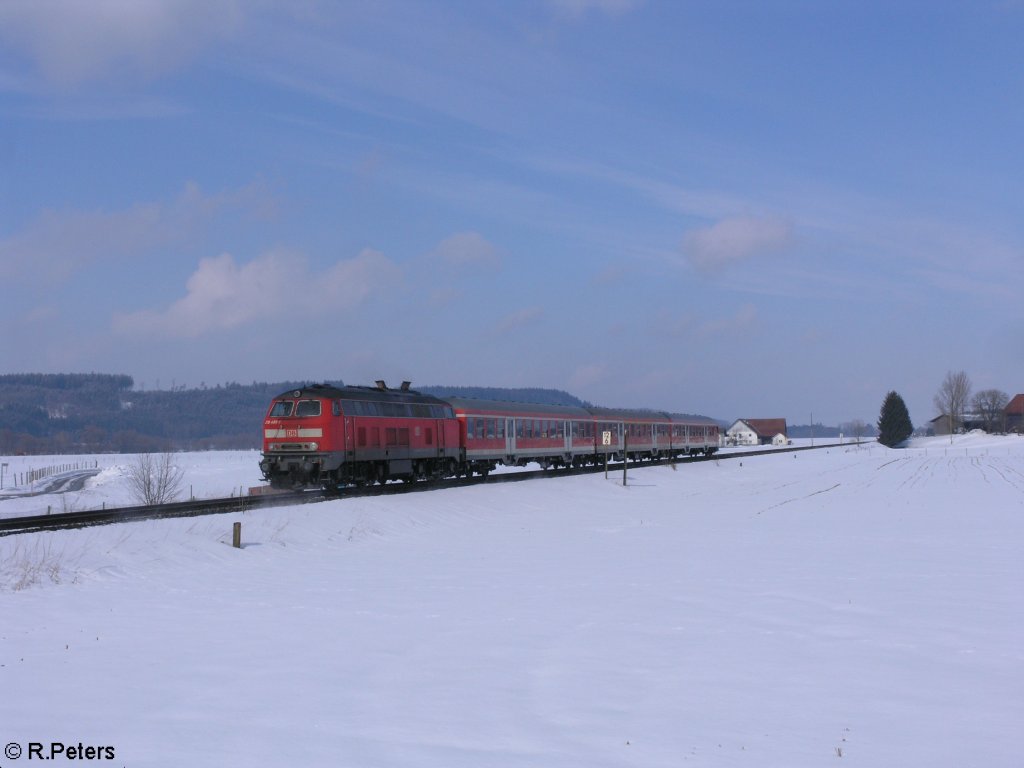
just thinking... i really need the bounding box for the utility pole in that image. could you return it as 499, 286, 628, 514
623, 430, 628, 487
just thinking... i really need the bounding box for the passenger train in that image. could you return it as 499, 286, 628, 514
259, 381, 719, 489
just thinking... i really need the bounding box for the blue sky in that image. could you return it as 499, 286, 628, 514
1, 0, 1021, 426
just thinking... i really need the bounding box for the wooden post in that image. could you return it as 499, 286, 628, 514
232, 522, 242, 549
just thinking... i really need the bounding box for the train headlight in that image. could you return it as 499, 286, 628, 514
309, 442, 318, 451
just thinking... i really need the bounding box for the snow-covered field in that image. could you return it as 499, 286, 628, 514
2, 435, 1022, 766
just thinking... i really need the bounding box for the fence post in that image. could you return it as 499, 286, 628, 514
232, 522, 242, 549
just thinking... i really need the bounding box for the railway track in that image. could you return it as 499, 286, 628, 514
0, 441, 856, 537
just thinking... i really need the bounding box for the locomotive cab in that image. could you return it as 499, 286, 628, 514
259, 381, 462, 490
260, 388, 339, 489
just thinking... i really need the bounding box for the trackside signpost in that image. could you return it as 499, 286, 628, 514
602, 431, 611, 478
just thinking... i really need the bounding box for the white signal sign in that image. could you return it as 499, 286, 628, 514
602, 431, 612, 446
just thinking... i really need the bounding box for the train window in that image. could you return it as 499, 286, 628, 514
398, 428, 410, 446
556, 422, 564, 438
475, 419, 485, 440
466, 417, 474, 440
496, 420, 505, 439
516, 419, 524, 438
487, 420, 495, 439
358, 427, 367, 447
269, 401, 293, 417
296, 400, 321, 417
332, 400, 341, 416
386, 428, 397, 446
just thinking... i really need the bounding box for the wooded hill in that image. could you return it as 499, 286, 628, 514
0, 374, 591, 454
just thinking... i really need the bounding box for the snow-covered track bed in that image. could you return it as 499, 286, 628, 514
0, 442, 852, 537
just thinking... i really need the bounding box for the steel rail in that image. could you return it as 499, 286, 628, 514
0, 441, 857, 537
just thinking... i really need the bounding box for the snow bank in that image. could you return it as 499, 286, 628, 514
1, 437, 1022, 766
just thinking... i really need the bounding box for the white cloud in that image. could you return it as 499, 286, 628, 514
0, 181, 275, 281
683, 216, 793, 273
114, 249, 400, 338
0, 0, 240, 86
428, 231, 501, 270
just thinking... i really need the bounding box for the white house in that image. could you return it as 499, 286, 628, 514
725, 418, 788, 446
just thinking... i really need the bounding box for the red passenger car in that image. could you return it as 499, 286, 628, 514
445, 398, 593, 475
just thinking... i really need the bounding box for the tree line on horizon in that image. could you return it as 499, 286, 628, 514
3, 372, 912, 456
0, 374, 593, 454
876, 370, 1020, 448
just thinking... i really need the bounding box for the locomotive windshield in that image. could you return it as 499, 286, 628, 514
296, 400, 321, 417
269, 399, 322, 417
270, 401, 293, 417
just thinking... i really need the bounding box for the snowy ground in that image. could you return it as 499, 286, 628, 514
1, 435, 1022, 766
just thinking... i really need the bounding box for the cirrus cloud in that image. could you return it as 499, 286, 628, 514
548, 0, 645, 19
0, 181, 275, 282
428, 231, 501, 270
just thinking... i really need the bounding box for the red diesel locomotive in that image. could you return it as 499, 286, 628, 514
259, 381, 719, 489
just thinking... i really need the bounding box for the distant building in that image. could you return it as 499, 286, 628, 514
725, 418, 788, 446
1007, 394, 1024, 433
931, 412, 989, 435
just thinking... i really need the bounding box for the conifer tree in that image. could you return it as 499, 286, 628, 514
877, 390, 913, 447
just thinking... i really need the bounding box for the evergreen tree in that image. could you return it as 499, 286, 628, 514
877, 390, 913, 447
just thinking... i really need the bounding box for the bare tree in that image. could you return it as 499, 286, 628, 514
844, 418, 869, 440
125, 453, 185, 506
933, 370, 972, 433
972, 389, 1009, 433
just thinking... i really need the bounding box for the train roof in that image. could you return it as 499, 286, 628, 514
662, 412, 720, 426
586, 406, 672, 421
443, 397, 592, 419
272, 383, 451, 407
586, 406, 718, 425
